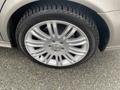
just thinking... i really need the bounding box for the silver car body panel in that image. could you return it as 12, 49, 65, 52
0, 0, 5, 11
0, 0, 120, 50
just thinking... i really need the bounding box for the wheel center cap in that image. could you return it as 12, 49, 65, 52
51, 43, 64, 52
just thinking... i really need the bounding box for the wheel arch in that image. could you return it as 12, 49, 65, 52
7, 0, 110, 50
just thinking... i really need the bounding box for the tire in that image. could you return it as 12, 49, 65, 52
16, 2, 99, 68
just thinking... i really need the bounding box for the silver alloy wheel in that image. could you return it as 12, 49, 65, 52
24, 20, 89, 67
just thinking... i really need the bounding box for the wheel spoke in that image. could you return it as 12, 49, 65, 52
67, 37, 86, 43
25, 40, 44, 46
59, 55, 63, 66
65, 28, 77, 39
68, 47, 86, 56
31, 48, 45, 55
46, 55, 54, 64
43, 53, 50, 62
25, 40, 44, 47
52, 22, 59, 38
47, 22, 59, 38
63, 54, 75, 63
60, 25, 73, 38
66, 53, 76, 62
31, 30, 46, 41
47, 23, 54, 38
55, 55, 59, 66
67, 37, 87, 46
55, 55, 63, 66
32, 49, 46, 57
32, 27, 50, 40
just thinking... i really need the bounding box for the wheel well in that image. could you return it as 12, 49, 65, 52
8, 0, 110, 51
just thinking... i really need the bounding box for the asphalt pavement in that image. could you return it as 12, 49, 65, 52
0, 47, 120, 90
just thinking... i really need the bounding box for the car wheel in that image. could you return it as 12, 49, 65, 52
16, 2, 99, 68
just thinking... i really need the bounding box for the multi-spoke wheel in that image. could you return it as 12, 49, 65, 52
24, 20, 89, 66
16, 3, 99, 68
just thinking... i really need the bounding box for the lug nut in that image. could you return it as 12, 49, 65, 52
49, 45, 51, 47
60, 42, 63, 44
52, 40, 55, 42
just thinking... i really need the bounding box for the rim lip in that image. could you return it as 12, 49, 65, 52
24, 20, 90, 67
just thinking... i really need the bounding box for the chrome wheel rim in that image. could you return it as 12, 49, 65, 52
24, 20, 89, 67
